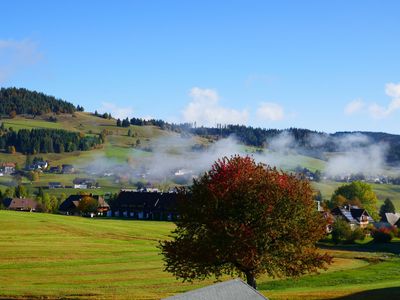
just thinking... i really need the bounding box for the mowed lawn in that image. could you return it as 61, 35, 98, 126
1, 211, 400, 299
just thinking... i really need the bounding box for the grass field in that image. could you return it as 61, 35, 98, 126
1, 211, 400, 300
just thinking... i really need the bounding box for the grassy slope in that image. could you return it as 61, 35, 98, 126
1, 211, 400, 299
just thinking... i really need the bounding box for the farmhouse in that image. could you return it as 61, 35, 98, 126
331, 206, 374, 228
109, 190, 178, 220
59, 194, 109, 216
2, 198, 38, 211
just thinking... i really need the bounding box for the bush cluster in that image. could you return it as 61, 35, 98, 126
371, 226, 398, 243
331, 219, 365, 244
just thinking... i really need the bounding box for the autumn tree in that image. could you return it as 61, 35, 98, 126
78, 195, 98, 215
159, 156, 332, 289
329, 181, 379, 220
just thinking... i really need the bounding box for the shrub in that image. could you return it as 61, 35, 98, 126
331, 219, 365, 244
371, 227, 396, 243
331, 219, 352, 244
348, 227, 365, 243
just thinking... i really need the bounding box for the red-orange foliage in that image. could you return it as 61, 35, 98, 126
159, 156, 332, 288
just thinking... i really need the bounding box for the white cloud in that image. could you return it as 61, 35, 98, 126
368, 82, 400, 119
98, 102, 134, 119
256, 102, 284, 121
182, 87, 248, 126
344, 99, 365, 115
0, 39, 42, 82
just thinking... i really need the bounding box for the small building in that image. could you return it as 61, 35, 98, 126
62, 164, 74, 174
163, 279, 268, 300
27, 161, 48, 171
110, 191, 178, 220
73, 178, 97, 189
59, 194, 109, 216
48, 182, 63, 189
0, 162, 16, 174
331, 206, 374, 228
2, 198, 38, 212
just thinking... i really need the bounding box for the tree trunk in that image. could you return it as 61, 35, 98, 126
245, 271, 257, 289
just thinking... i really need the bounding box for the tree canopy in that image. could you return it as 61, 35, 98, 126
0, 87, 77, 115
330, 181, 379, 220
379, 198, 396, 220
159, 156, 331, 289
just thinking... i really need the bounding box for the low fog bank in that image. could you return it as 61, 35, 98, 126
81, 131, 399, 186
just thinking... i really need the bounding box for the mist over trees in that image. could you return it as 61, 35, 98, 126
0, 88, 77, 115
126, 118, 400, 164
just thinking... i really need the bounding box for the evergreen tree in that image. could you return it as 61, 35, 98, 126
379, 198, 396, 220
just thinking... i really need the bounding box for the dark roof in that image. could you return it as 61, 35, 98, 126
3, 198, 38, 210
113, 191, 177, 211
331, 207, 356, 223
163, 279, 268, 300
59, 194, 108, 212
331, 206, 374, 223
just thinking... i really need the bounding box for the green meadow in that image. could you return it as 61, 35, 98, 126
1, 211, 400, 300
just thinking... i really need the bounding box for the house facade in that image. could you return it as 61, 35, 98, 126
59, 194, 109, 216
109, 191, 178, 221
73, 178, 97, 189
2, 198, 38, 211
331, 206, 374, 228
0, 162, 16, 174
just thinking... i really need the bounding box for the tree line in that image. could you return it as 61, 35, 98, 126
0, 126, 103, 154
124, 117, 400, 164
0, 87, 78, 116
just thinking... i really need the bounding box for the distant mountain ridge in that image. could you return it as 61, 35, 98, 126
0, 87, 81, 116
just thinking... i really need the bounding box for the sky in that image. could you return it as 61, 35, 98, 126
1, 0, 400, 134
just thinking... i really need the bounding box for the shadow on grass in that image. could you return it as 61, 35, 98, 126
318, 240, 400, 255
333, 287, 400, 299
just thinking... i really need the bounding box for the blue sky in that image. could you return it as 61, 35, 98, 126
1, 0, 400, 133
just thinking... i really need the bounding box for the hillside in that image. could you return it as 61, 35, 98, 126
0, 87, 78, 115
0, 88, 398, 209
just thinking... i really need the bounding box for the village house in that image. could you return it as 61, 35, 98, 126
73, 178, 97, 189
331, 206, 374, 228
2, 198, 38, 212
0, 162, 16, 174
59, 194, 109, 216
27, 161, 48, 171
109, 190, 178, 220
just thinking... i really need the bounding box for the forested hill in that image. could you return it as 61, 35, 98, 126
0, 87, 81, 116
128, 118, 400, 164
